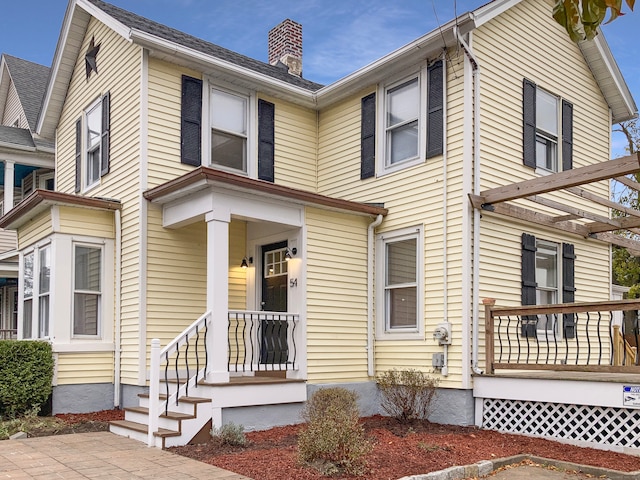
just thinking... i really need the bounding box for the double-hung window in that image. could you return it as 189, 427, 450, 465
21, 245, 50, 339
377, 227, 423, 339
523, 79, 573, 173
210, 88, 248, 172
385, 77, 420, 166
535, 240, 559, 333
535, 90, 559, 172
86, 101, 102, 188
73, 245, 102, 336
75, 92, 110, 193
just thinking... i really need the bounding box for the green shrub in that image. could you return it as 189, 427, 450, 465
376, 369, 440, 423
210, 422, 247, 446
0, 341, 54, 419
298, 387, 372, 476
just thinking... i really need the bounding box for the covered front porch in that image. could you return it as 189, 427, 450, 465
114, 167, 386, 447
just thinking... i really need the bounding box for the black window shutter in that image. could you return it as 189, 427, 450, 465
360, 92, 376, 179
100, 91, 110, 176
180, 75, 202, 166
521, 233, 537, 337
562, 243, 576, 338
258, 99, 275, 182
426, 60, 444, 159
75, 118, 82, 193
562, 100, 573, 171
523, 78, 536, 169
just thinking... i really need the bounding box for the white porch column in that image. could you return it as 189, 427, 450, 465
4, 161, 14, 213
205, 211, 230, 383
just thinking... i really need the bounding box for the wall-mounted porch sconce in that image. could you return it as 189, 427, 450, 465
240, 256, 253, 269
284, 247, 297, 261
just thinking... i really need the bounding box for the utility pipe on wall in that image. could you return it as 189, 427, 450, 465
114, 208, 122, 408
367, 214, 384, 377
454, 26, 484, 376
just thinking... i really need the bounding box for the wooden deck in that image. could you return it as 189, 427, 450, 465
477, 370, 640, 384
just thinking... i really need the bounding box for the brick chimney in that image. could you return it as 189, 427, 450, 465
268, 19, 302, 77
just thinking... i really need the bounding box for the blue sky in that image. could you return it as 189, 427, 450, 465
1, 0, 638, 154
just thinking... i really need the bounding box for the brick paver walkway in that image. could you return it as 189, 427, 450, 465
0, 431, 251, 479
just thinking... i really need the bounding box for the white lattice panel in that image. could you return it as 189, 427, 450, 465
482, 398, 640, 448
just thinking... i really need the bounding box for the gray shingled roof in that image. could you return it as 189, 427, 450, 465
86, 0, 324, 92
3, 55, 51, 131
0, 125, 37, 149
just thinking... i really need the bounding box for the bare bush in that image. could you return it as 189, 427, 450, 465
376, 369, 440, 422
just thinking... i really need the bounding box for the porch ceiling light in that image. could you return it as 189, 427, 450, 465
284, 247, 297, 261
241, 256, 253, 268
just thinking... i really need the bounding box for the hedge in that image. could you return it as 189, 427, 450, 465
0, 341, 54, 418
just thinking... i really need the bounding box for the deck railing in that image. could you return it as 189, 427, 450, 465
484, 299, 640, 374
0, 329, 17, 340
228, 311, 299, 372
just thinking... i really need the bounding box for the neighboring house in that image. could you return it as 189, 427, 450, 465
2, 0, 639, 450
0, 54, 54, 339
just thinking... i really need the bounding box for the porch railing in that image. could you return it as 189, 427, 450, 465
0, 329, 17, 340
148, 311, 211, 446
228, 310, 299, 372
484, 299, 640, 374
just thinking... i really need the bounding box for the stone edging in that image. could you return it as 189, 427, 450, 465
396, 454, 640, 480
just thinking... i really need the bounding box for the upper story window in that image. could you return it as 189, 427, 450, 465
385, 77, 420, 166
360, 60, 443, 180
180, 75, 275, 182
376, 226, 424, 340
523, 79, 573, 173
75, 92, 110, 193
210, 88, 248, 172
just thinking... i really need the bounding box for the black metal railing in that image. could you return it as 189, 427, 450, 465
228, 311, 299, 372
484, 299, 640, 374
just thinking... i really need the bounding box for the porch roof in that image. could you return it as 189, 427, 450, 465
143, 167, 388, 217
0, 189, 122, 230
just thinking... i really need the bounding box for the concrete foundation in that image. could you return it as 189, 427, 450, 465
52, 383, 114, 414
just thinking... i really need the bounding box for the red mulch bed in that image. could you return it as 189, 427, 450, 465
170, 415, 640, 480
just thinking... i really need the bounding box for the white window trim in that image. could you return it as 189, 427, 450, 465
377, 67, 428, 177
83, 97, 103, 193
535, 238, 562, 338
376, 226, 424, 340
534, 86, 562, 175
18, 241, 52, 340
72, 242, 104, 339
202, 79, 257, 178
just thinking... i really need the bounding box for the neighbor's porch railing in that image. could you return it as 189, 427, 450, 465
484, 299, 640, 374
228, 310, 299, 372
0, 329, 17, 340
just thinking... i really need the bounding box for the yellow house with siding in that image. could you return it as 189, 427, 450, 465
2, 0, 640, 450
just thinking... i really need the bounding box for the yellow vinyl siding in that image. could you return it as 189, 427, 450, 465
2, 83, 26, 128
306, 207, 370, 383
262, 94, 317, 192
57, 206, 115, 238
17, 210, 52, 249
473, 0, 610, 212
55, 352, 114, 384
0, 229, 17, 253
228, 220, 247, 310
56, 17, 142, 383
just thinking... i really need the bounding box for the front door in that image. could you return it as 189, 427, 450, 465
260, 241, 288, 364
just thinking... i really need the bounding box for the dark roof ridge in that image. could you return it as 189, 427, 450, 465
84, 0, 324, 92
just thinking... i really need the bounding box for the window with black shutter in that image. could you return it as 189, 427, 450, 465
522, 79, 573, 173
75, 91, 111, 192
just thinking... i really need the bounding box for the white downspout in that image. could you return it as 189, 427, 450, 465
367, 214, 383, 377
114, 208, 122, 407
454, 26, 484, 375
441, 50, 449, 377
